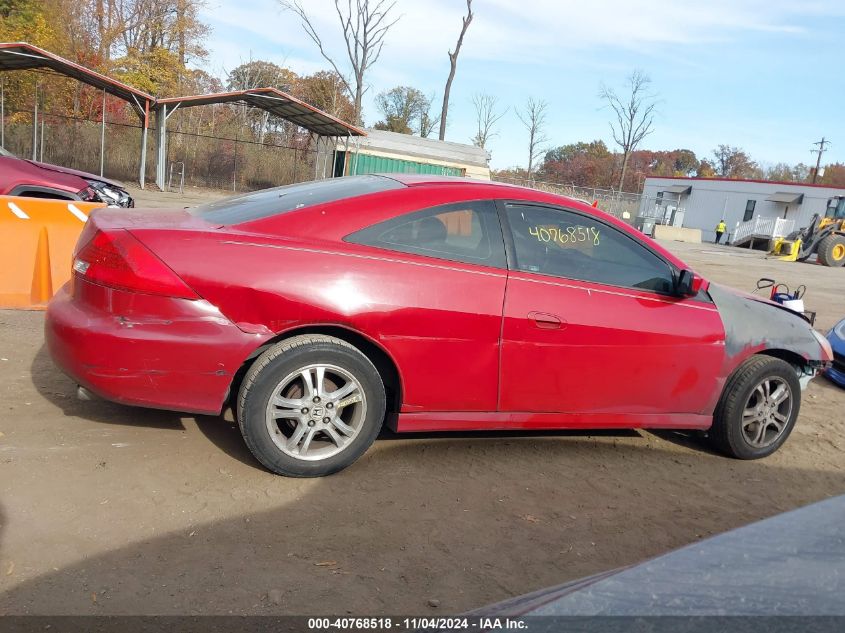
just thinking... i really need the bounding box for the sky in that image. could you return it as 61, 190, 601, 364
196, 0, 845, 171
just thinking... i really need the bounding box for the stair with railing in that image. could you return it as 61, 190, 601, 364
731, 216, 795, 247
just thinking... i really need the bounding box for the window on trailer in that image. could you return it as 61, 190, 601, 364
743, 200, 756, 222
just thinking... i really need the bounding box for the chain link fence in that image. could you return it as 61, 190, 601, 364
491, 176, 643, 220
491, 175, 675, 233
1, 109, 320, 193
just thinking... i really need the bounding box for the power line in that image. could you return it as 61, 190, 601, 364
811, 136, 831, 184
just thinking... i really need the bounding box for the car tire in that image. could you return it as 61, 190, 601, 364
709, 355, 801, 459
817, 234, 845, 267
237, 334, 386, 477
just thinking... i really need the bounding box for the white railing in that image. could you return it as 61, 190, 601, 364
732, 216, 795, 243
773, 217, 796, 238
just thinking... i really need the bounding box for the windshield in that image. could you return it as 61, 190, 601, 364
189, 175, 404, 225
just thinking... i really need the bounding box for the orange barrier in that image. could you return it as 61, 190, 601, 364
0, 196, 106, 309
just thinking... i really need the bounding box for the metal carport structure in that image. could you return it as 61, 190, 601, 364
154, 88, 365, 190
0, 43, 367, 190
0, 42, 156, 187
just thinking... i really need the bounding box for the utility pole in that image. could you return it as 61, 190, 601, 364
811, 137, 830, 184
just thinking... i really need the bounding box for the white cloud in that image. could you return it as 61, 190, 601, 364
203, 0, 844, 71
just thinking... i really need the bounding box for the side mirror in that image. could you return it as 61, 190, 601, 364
676, 269, 705, 297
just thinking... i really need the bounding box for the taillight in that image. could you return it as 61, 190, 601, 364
73, 230, 199, 299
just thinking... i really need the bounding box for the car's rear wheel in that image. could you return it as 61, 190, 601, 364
710, 355, 800, 459
237, 334, 386, 477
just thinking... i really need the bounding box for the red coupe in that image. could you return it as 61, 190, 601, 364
45, 175, 832, 476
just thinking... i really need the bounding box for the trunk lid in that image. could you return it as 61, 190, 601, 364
75, 207, 222, 259
89, 206, 223, 231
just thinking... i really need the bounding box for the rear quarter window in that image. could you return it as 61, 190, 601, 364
188, 175, 404, 224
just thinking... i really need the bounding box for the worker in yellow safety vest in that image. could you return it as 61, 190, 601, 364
715, 219, 727, 244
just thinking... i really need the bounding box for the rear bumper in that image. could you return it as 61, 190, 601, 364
45, 281, 270, 414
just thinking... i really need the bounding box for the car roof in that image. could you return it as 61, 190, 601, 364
376, 174, 596, 205
378, 173, 518, 188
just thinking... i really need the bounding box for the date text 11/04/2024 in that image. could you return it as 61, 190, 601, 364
306, 617, 528, 630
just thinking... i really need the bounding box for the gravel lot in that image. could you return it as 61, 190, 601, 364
1, 228, 844, 615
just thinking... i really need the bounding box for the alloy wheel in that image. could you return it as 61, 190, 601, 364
264, 363, 367, 461
741, 376, 793, 449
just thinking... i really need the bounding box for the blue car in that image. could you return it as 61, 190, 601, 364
825, 319, 845, 386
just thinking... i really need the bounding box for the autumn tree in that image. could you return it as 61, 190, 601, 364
539, 140, 615, 188
669, 149, 699, 176
226, 60, 297, 143
471, 93, 505, 150
0, 0, 55, 119
438, 0, 472, 141
765, 162, 810, 182
374, 86, 438, 136
817, 163, 845, 188
599, 70, 657, 191
0, 0, 54, 47
516, 97, 549, 180
712, 145, 761, 179
296, 70, 355, 122
227, 60, 293, 92
280, 0, 400, 125
697, 159, 716, 178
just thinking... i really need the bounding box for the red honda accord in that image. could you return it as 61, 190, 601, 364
46, 175, 832, 476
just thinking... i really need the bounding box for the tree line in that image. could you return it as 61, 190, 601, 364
494, 142, 845, 192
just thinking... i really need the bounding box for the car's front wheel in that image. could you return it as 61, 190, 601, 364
237, 335, 386, 477
710, 355, 801, 459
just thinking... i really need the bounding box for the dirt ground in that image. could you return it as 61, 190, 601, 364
1, 235, 844, 616
125, 184, 231, 209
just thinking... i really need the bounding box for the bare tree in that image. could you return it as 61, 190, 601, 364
516, 97, 549, 180
599, 70, 657, 191
280, 0, 400, 125
438, 0, 473, 141
471, 93, 506, 149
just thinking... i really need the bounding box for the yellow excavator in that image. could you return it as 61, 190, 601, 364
771, 195, 845, 266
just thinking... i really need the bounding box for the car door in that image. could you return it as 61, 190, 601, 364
345, 198, 508, 413
499, 202, 725, 417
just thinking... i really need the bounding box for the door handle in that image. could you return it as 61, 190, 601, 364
528, 311, 564, 329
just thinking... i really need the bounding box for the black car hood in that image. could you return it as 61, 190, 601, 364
707, 283, 823, 363
476, 495, 845, 616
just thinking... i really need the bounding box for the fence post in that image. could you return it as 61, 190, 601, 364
32, 82, 38, 161
99, 89, 106, 177
232, 141, 237, 192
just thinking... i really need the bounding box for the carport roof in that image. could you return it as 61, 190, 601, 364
767, 192, 804, 204
0, 42, 154, 109
156, 88, 366, 137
